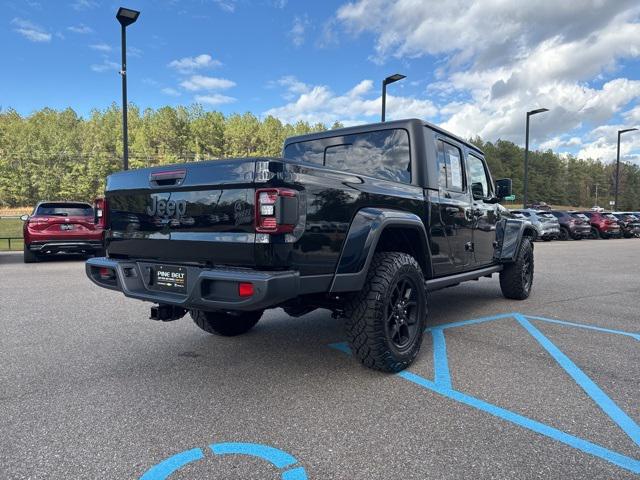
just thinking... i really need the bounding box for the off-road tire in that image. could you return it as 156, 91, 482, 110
590, 227, 600, 239
23, 244, 39, 263
344, 252, 427, 373
559, 227, 570, 241
190, 309, 263, 336
499, 238, 533, 300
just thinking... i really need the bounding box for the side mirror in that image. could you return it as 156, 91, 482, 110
20, 214, 29, 221
495, 178, 512, 199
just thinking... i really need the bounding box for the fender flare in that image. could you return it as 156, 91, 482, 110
494, 218, 535, 263
330, 207, 430, 293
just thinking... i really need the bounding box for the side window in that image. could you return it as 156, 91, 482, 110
435, 139, 464, 192
467, 154, 491, 199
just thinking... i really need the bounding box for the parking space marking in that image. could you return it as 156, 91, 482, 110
329, 312, 640, 474
515, 313, 640, 447
525, 315, 640, 341
139, 443, 308, 479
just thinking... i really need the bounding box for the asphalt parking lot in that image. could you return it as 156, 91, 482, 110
1, 240, 638, 479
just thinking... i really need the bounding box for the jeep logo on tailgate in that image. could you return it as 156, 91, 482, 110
146, 196, 187, 219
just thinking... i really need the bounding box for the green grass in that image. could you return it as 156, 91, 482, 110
0, 217, 24, 251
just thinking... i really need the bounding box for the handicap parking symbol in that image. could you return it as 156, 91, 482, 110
140, 442, 307, 479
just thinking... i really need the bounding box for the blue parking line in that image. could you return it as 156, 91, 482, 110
210, 442, 299, 469
139, 448, 204, 480
515, 314, 640, 448
424, 313, 515, 332
432, 328, 451, 389
398, 371, 640, 475
525, 315, 640, 341
281, 466, 309, 480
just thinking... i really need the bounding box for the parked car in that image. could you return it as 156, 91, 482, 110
86, 118, 536, 373
550, 210, 591, 240
611, 212, 640, 238
527, 201, 551, 211
21, 201, 104, 263
510, 209, 560, 241
576, 211, 621, 239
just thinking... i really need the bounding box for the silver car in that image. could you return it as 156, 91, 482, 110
510, 209, 560, 241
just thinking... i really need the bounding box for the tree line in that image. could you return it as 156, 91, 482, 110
0, 104, 638, 210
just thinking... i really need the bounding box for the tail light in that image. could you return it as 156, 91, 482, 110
26, 217, 51, 230
94, 197, 108, 229
255, 188, 298, 234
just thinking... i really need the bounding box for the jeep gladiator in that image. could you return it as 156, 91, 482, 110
86, 119, 535, 372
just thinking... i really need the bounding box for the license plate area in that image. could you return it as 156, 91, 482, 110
153, 265, 187, 293
61, 224, 74, 230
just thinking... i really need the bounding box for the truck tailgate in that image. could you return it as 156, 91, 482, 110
105, 159, 258, 265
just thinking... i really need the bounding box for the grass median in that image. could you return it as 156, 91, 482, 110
0, 217, 24, 251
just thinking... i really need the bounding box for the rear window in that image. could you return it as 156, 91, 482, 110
284, 129, 411, 184
604, 214, 618, 221
537, 213, 555, 219
36, 203, 93, 217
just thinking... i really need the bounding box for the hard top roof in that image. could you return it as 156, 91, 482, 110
283, 118, 484, 156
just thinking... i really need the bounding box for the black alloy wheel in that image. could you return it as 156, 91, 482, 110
385, 276, 421, 350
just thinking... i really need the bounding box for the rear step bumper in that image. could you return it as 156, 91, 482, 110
86, 257, 300, 311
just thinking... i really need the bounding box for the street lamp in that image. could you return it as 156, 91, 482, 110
522, 108, 549, 208
381, 74, 405, 122
116, 7, 140, 171
614, 127, 638, 208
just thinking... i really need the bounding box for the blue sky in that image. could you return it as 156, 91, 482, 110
3, 0, 640, 163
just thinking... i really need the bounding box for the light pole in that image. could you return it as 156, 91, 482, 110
116, 7, 140, 171
381, 74, 405, 122
614, 127, 638, 208
523, 108, 548, 208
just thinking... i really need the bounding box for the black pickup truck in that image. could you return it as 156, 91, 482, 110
87, 119, 536, 372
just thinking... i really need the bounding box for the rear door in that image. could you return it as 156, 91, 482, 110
432, 137, 473, 274
466, 153, 499, 266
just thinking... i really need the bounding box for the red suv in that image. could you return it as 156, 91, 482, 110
21, 201, 104, 263
577, 211, 622, 239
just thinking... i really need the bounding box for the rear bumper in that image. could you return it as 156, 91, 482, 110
29, 240, 103, 254
85, 257, 302, 311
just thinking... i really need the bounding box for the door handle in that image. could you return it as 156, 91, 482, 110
445, 207, 458, 215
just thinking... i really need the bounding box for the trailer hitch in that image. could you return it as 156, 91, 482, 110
150, 304, 187, 321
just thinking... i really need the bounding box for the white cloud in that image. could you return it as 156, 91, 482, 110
195, 94, 236, 105
71, 0, 99, 10
577, 124, 640, 164
624, 105, 640, 123
180, 75, 236, 91
91, 59, 119, 73
67, 23, 93, 34
12, 18, 51, 42
168, 54, 221, 74
289, 15, 310, 47
90, 43, 111, 52
265, 76, 436, 125
161, 87, 181, 97
213, 0, 236, 13
334, 0, 640, 155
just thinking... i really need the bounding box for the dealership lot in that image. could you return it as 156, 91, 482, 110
1, 240, 638, 479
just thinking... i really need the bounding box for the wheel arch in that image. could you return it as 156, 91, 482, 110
330, 208, 431, 293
